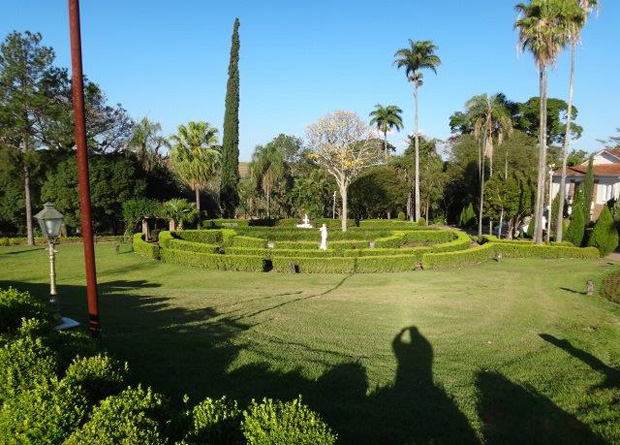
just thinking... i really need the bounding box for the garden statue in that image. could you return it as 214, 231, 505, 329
320, 224, 328, 250
296, 214, 313, 229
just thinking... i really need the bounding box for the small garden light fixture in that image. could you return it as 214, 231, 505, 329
34, 202, 79, 330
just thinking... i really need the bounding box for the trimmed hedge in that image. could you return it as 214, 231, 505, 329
422, 244, 497, 269
161, 248, 266, 272
375, 230, 456, 248
356, 255, 418, 273
175, 230, 223, 244
601, 267, 620, 304
0, 236, 124, 246
272, 257, 356, 274
225, 247, 339, 258
430, 231, 472, 253
165, 238, 220, 254
133, 233, 160, 260
230, 235, 269, 249
493, 243, 600, 260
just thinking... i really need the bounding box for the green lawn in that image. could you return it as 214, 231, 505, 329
1, 244, 619, 444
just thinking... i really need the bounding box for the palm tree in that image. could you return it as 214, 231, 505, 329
464, 94, 513, 236
394, 40, 441, 222
557, 0, 596, 243
169, 121, 220, 212
160, 198, 198, 231
250, 144, 286, 218
128, 117, 168, 170
369, 104, 404, 158
515, 0, 572, 244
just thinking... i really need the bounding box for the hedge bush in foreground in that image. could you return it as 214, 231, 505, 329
601, 267, 620, 304
63, 354, 128, 405
63, 386, 168, 445
133, 233, 160, 260
184, 396, 242, 444
175, 229, 223, 244
494, 243, 599, 260
356, 254, 418, 273
588, 206, 619, 257
422, 244, 497, 269
0, 287, 47, 333
242, 397, 336, 445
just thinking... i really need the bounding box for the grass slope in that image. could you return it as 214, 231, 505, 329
1, 244, 619, 444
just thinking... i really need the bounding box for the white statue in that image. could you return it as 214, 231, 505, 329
319, 224, 328, 250
296, 213, 313, 229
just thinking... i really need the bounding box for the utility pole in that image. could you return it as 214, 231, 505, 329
68, 0, 101, 338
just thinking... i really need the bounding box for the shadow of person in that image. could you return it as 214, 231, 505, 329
369, 327, 478, 445
539, 334, 620, 389
476, 371, 600, 444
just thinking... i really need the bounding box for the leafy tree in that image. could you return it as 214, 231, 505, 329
459, 203, 476, 228
349, 166, 408, 219
160, 199, 197, 231
582, 154, 594, 222
588, 206, 618, 256
394, 40, 441, 221
0, 31, 55, 244
250, 143, 286, 218
514, 97, 583, 144
557, 1, 595, 243
567, 149, 588, 166
41, 154, 146, 234
306, 111, 384, 231
287, 168, 333, 219
169, 122, 220, 212
122, 198, 160, 236
128, 117, 168, 171
220, 18, 241, 218
515, 0, 574, 244
369, 104, 404, 158
454, 93, 513, 235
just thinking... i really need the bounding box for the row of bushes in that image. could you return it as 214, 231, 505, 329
0, 287, 337, 444
0, 235, 124, 246
133, 233, 160, 260
420, 242, 600, 269
203, 218, 427, 230
374, 230, 457, 248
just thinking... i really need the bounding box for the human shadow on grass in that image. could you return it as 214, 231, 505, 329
476, 371, 600, 444
559, 287, 587, 295
1, 279, 476, 443
540, 334, 620, 389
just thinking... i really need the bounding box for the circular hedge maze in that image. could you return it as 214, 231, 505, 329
133, 219, 600, 273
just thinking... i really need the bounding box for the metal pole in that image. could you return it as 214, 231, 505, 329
68, 0, 100, 338
48, 241, 61, 325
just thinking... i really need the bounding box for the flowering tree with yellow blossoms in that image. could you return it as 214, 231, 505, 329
306, 111, 384, 231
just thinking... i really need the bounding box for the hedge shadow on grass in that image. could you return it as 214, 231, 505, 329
475, 371, 599, 444
540, 334, 620, 390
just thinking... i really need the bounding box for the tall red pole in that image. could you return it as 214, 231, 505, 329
68, 0, 100, 338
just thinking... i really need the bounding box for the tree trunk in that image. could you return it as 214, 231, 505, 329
478, 138, 486, 237
533, 66, 548, 245
499, 208, 504, 239
194, 187, 201, 211
340, 184, 348, 232
557, 43, 576, 243
407, 192, 413, 221
169, 219, 175, 231
384, 130, 389, 160
23, 164, 34, 245
414, 83, 421, 222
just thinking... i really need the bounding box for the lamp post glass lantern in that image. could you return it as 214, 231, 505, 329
34, 203, 79, 330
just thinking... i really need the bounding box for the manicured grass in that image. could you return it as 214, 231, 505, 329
1, 243, 619, 444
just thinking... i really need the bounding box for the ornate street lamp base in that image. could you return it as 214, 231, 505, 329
54, 317, 80, 331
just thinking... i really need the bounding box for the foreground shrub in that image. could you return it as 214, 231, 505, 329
184, 396, 242, 444
63, 386, 168, 445
161, 249, 266, 272
271, 257, 356, 274
422, 244, 496, 269
63, 354, 128, 404
0, 287, 47, 333
588, 206, 619, 257
242, 397, 336, 445
565, 201, 586, 247
0, 334, 57, 403
601, 267, 620, 304
0, 377, 89, 445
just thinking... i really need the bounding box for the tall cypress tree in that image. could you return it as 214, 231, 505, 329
220, 18, 241, 217
582, 154, 594, 222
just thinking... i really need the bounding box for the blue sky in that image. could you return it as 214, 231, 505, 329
2, 1, 618, 160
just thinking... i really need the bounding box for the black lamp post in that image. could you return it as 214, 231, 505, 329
34, 202, 79, 330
